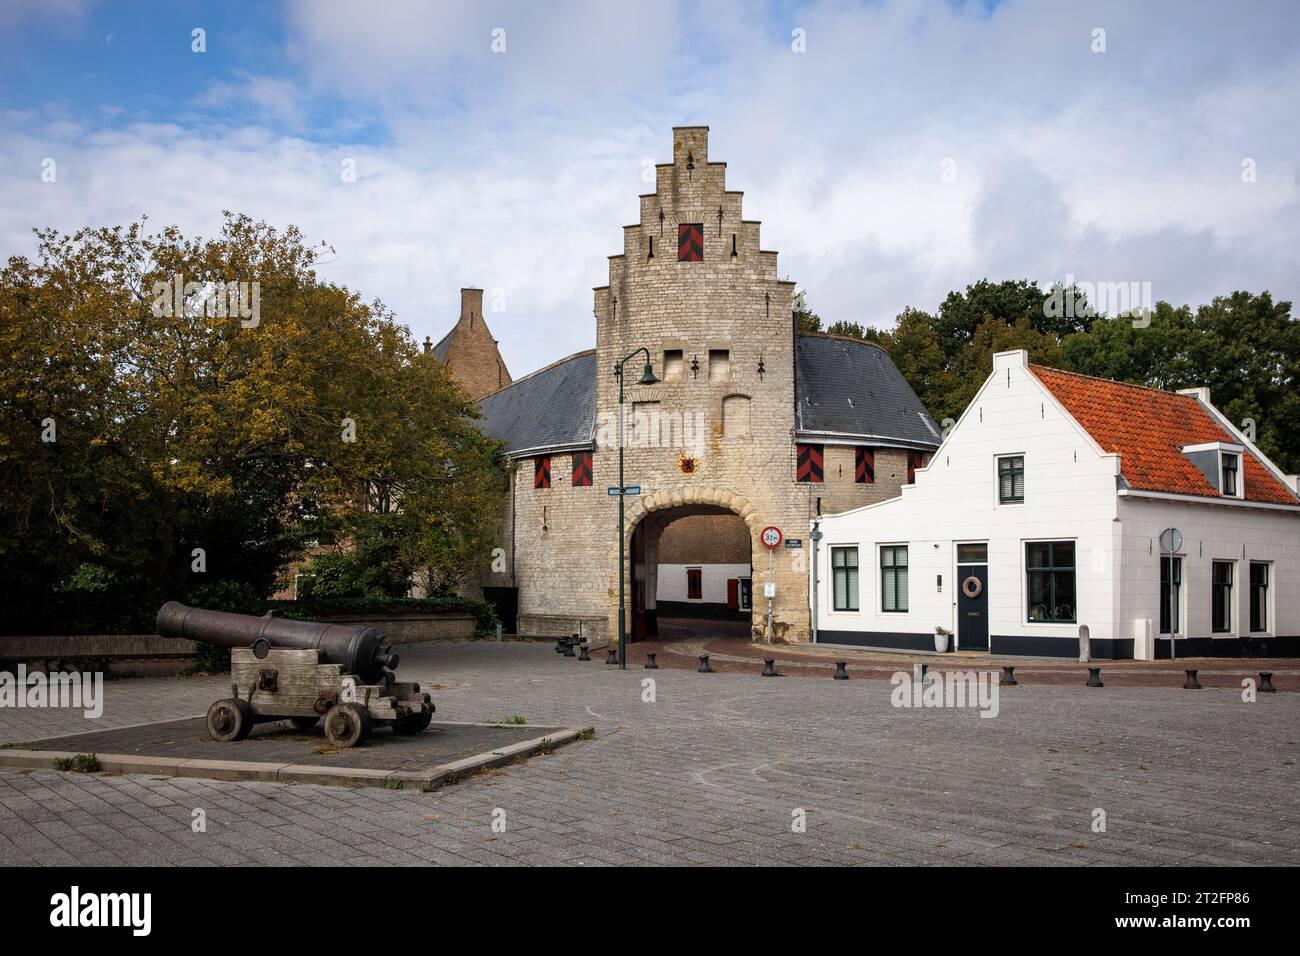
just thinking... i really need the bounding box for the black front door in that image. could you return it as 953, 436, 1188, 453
957, 564, 989, 651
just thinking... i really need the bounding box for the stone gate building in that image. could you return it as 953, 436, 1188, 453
433, 127, 940, 643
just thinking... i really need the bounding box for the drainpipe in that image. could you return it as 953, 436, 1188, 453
510, 464, 517, 586
811, 496, 822, 644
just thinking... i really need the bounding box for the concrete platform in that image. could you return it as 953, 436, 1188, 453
1, 717, 591, 791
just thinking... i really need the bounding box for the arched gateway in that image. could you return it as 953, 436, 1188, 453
438, 127, 941, 642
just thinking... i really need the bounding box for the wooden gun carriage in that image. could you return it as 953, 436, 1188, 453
156, 601, 433, 748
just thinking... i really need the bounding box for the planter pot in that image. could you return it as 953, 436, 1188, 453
934, 632, 950, 653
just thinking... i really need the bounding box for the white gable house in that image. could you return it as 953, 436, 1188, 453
809, 350, 1300, 659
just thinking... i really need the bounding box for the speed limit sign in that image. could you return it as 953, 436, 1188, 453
760, 526, 783, 550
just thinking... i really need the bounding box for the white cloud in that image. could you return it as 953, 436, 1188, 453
2, 0, 1298, 377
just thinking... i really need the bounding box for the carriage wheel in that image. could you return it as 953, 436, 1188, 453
392, 703, 432, 735
323, 703, 372, 748
206, 698, 254, 742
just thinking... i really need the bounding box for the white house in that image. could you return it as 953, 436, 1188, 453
809, 349, 1300, 659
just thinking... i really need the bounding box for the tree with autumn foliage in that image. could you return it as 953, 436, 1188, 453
0, 214, 504, 632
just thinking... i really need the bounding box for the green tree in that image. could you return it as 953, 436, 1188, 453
793, 289, 822, 334
0, 214, 505, 631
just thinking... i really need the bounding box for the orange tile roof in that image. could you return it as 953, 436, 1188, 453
1029, 365, 1298, 506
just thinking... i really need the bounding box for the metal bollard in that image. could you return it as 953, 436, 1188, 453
1000, 665, 1018, 686
562, 638, 576, 658
1086, 666, 1103, 688
698, 654, 713, 673
1259, 672, 1277, 693
833, 661, 849, 681
645, 652, 658, 670
555, 636, 567, 654
761, 658, 778, 677
577, 644, 591, 661
1183, 668, 1201, 689
606, 647, 618, 665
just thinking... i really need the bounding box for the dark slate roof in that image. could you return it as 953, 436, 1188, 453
795, 334, 941, 448
476, 350, 597, 455
430, 330, 453, 362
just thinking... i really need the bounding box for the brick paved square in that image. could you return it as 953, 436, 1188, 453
1, 640, 1296, 866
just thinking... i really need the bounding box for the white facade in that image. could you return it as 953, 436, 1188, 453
810, 350, 1300, 658
657, 563, 751, 607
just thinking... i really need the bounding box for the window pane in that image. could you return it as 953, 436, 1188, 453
1026, 542, 1050, 568
846, 567, 858, 611
957, 543, 987, 563
1052, 570, 1076, 622
1028, 570, 1051, 620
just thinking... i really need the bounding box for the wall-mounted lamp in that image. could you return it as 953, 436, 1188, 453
717, 206, 723, 235
647, 236, 654, 259
543, 505, 548, 532
686, 151, 695, 179
757, 354, 766, 382
658, 207, 664, 235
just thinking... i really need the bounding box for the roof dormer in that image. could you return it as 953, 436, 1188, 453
1181, 441, 1245, 499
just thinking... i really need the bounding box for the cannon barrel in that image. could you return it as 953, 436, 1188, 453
156, 601, 399, 684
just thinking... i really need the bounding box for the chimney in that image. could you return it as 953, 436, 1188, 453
460, 288, 483, 329
422, 336, 432, 354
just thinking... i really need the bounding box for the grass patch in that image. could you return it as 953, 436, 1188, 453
386, 779, 404, 791
495, 714, 526, 726
577, 729, 595, 741
54, 753, 101, 773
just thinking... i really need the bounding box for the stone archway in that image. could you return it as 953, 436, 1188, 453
605, 488, 765, 643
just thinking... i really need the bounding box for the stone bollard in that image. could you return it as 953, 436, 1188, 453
577, 644, 591, 661
761, 658, 779, 677
1259, 672, 1277, 693
1000, 666, 1018, 686
1183, 669, 1201, 689
698, 654, 713, 673
1086, 666, 1103, 688
606, 647, 618, 665
833, 661, 849, 681
645, 652, 658, 670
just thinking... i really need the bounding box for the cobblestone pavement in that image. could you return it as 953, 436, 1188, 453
1, 640, 1297, 866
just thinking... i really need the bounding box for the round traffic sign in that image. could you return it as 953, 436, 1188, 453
760, 526, 783, 549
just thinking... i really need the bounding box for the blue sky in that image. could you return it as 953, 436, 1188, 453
2, 0, 1298, 374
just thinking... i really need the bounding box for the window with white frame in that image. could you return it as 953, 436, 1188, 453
1211, 561, 1234, 633
831, 547, 858, 612
998, 455, 1024, 504
1249, 562, 1269, 633
880, 545, 908, 612
1026, 541, 1075, 623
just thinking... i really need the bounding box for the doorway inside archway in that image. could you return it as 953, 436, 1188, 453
630, 507, 753, 642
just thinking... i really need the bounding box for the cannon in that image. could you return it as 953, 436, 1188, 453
156, 601, 433, 747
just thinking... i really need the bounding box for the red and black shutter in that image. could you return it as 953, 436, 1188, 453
907, 450, 924, 484
796, 443, 824, 483
677, 223, 703, 262
571, 450, 593, 487
687, 568, 702, 600
534, 455, 551, 489
855, 446, 875, 483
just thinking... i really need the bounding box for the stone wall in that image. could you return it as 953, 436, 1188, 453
473, 127, 923, 644
315, 611, 477, 644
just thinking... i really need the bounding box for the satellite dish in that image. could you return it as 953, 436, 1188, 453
1159, 528, 1183, 553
